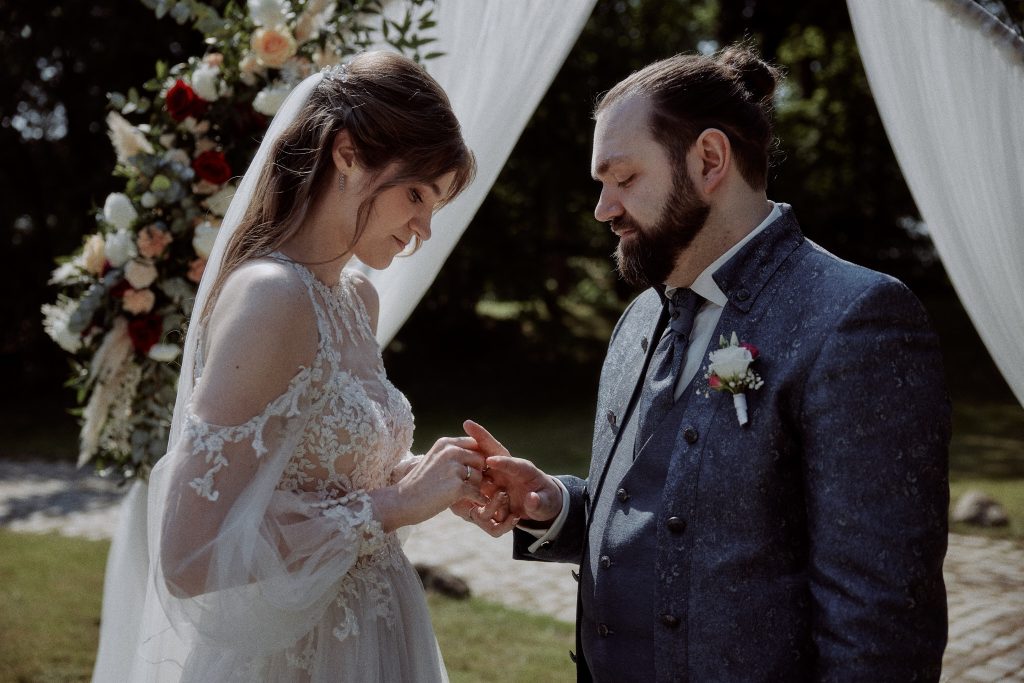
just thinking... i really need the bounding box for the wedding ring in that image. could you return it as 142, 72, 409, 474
462, 464, 472, 481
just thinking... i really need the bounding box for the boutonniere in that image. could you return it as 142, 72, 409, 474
703, 332, 764, 426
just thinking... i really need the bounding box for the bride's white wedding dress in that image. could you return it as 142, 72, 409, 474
133, 256, 447, 682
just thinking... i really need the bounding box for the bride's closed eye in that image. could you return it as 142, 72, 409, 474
408, 188, 424, 204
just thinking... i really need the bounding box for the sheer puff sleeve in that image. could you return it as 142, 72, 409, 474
147, 260, 386, 658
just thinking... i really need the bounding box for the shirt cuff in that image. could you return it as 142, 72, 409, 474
520, 478, 570, 554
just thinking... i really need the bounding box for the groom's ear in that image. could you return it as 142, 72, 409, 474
692, 127, 731, 195
331, 129, 358, 171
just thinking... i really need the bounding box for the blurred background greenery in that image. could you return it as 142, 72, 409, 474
2, 0, 1023, 539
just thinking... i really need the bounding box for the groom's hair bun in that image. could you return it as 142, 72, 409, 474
595, 41, 784, 190
720, 44, 781, 104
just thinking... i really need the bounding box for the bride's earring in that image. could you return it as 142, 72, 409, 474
338, 173, 347, 193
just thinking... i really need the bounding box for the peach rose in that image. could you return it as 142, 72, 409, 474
251, 26, 297, 69
83, 234, 107, 275
124, 259, 158, 289
123, 288, 156, 315
137, 225, 173, 259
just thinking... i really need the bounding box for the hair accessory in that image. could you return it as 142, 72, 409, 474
338, 173, 347, 193
323, 62, 350, 83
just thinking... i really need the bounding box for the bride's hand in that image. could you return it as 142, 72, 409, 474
369, 437, 488, 531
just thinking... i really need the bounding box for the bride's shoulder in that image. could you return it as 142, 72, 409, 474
206, 259, 317, 356
344, 270, 379, 335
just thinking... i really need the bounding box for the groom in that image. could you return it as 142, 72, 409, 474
458, 45, 950, 681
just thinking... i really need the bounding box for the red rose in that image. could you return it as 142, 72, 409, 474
128, 314, 163, 354
192, 150, 232, 185
109, 278, 130, 299
165, 79, 207, 122
709, 374, 722, 389
740, 342, 759, 359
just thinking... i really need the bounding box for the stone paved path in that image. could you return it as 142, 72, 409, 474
1, 459, 1021, 680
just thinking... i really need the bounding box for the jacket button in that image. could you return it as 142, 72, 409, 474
641, 336, 648, 352
539, 541, 552, 550
597, 623, 611, 637
616, 487, 630, 503
683, 427, 698, 444
599, 555, 612, 569
737, 288, 750, 302
666, 516, 687, 533
607, 410, 617, 429
570, 569, 580, 582
660, 613, 680, 628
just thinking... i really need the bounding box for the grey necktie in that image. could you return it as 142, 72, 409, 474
634, 288, 703, 454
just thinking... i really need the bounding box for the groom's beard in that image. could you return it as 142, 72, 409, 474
613, 169, 711, 288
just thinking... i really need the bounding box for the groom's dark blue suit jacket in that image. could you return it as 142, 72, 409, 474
514, 206, 950, 682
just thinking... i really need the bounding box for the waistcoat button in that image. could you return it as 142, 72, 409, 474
616, 487, 630, 503
683, 427, 698, 444
597, 623, 610, 637
661, 613, 680, 628
607, 410, 617, 428
666, 516, 687, 533
737, 288, 750, 302
599, 555, 612, 569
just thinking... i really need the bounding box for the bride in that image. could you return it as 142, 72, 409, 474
128, 51, 486, 681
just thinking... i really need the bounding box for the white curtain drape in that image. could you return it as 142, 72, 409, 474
847, 0, 1024, 407
92, 3, 596, 681
358, 0, 598, 345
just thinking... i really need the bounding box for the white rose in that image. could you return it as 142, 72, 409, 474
103, 192, 138, 231
192, 222, 219, 259
148, 343, 182, 363
104, 230, 137, 268
206, 184, 236, 217
247, 0, 287, 27
191, 62, 221, 102
124, 259, 159, 289
708, 345, 754, 381
252, 82, 292, 116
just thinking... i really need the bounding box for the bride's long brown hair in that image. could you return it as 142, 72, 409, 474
204, 51, 475, 318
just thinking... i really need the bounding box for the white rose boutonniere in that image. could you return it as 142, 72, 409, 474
704, 332, 764, 426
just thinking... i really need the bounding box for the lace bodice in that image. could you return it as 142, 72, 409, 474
187, 257, 415, 504
272, 260, 414, 498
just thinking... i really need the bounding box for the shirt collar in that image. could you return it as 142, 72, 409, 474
667, 201, 781, 307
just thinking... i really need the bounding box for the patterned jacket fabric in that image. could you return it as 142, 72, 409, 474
514, 205, 950, 682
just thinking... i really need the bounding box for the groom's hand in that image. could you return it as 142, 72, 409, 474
463, 420, 563, 524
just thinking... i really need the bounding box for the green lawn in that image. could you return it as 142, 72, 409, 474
0, 530, 574, 682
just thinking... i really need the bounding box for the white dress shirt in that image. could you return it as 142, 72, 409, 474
523, 202, 781, 551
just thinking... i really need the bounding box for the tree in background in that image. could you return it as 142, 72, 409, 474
2, 1, 1021, 447
387, 0, 1022, 405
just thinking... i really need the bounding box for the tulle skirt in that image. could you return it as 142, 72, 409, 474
131, 535, 447, 683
